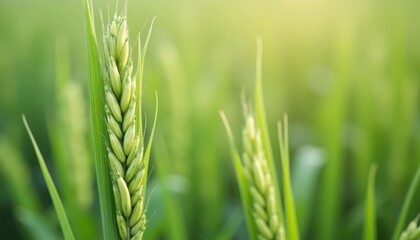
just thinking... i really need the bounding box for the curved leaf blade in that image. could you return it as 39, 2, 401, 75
22, 115, 75, 240
392, 164, 420, 240
278, 116, 300, 240
220, 112, 257, 240
254, 38, 284, 226
83, 0, 118, 238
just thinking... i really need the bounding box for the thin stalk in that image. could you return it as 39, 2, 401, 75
83, 0, 118, 238
392, 164, 420, 240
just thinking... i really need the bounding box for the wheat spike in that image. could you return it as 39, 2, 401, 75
400, 215, 420, 240
103, 13, 147, 240
242, 108, 284, 240
61, 81, 93, 209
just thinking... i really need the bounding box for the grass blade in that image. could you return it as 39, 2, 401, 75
144, 92, 159, 192
364, 164, 378, 240
141, 17, 156, 70
220, 112, 257, 240
83, 0, 118, 238
136, 17, 156, 143
22, 115, 75, 240
254, 38, 284, 226
278, 116, 300, 240
392, 164, 420, 240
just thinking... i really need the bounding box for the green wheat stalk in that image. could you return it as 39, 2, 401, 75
364, 164, 378, 240
277, 116, 300, 240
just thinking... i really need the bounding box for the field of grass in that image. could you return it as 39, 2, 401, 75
1, 0, 420, 239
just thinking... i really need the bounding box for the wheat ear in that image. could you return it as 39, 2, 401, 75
242, 106, 285, 240
103, 13, 147, 240
399, 215, 420, 240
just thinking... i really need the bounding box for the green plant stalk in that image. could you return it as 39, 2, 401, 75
83, 0, 118, 238
22, 116, 75, 240
278, 116, 300, 240
254, 38, 285, 227
136, 17, 155, 144
364, 164, 378, 240
220, 112, 257, 240
315, 22, 353, 240
137, 19, 157, 198
392, 164, 420, 240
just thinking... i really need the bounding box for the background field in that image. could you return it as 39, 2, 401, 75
1, 0, 420, 239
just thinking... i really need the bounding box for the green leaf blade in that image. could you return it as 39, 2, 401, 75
220, 112, 257, 240
22, 115, 75, 240
278, 116, 300, 240
143, 92, 159, 194
254, 38, 284, 226
392, 164, 420, 240
83, 0, 118, 239
136, 17, 156, 143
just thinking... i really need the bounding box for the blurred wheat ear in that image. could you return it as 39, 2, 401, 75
399, 215, 420, 240
221, 39, 297, 240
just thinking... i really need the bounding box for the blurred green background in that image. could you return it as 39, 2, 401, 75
1, 0, 420, 239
